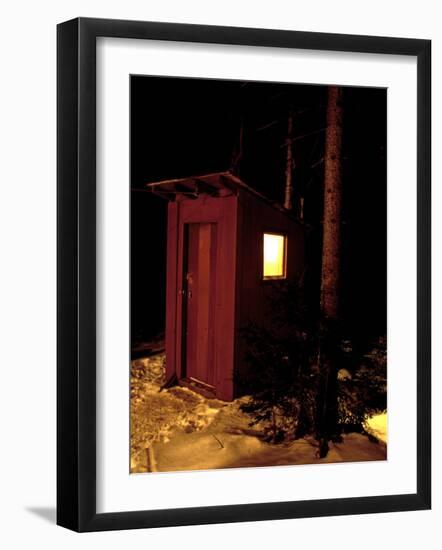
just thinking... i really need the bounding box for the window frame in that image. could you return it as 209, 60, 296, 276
262, 231, 288, 281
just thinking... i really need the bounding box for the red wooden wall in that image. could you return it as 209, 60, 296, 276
165, 185, 304, 401
234, 190, 305, 394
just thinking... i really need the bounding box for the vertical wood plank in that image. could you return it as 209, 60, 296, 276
165, 202, 178, 382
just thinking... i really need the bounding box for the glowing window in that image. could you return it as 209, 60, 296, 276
263, 233, 286, 279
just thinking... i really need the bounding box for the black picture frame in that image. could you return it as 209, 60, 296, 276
57, 17, 431, 532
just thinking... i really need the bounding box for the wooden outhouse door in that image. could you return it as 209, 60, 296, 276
182, 222, 218, 388
163, 192, 237, 401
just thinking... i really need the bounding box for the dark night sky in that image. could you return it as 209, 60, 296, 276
130, 76, 386, 351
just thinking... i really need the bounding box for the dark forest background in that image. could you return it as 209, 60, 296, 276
130, 76, 386, 355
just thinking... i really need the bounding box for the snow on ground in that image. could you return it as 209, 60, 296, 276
364, 412, 387, 444
130, 352, 387, 473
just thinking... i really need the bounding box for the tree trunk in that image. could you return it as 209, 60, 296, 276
231, 117, 244, 176
321, 86, 343, 319
284, 110, 294, 210
316, 86, 344, 456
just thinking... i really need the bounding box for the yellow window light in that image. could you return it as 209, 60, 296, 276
263, 233, 286, 279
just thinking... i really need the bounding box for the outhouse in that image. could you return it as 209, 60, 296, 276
148, 171, 305, 401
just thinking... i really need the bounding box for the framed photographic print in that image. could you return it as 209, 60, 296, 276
57, 17, 431, 532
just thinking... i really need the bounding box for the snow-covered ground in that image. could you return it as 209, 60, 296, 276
130, 352, 387, 473
364, 412, 387, 444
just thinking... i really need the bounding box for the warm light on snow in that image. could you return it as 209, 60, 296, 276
263, 233, 286, 278
364, 412, 387, 443
365, 413, 387, 444
131, 353, 387, 473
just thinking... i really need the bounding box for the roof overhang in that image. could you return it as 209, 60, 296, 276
145, 171, 305, 225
